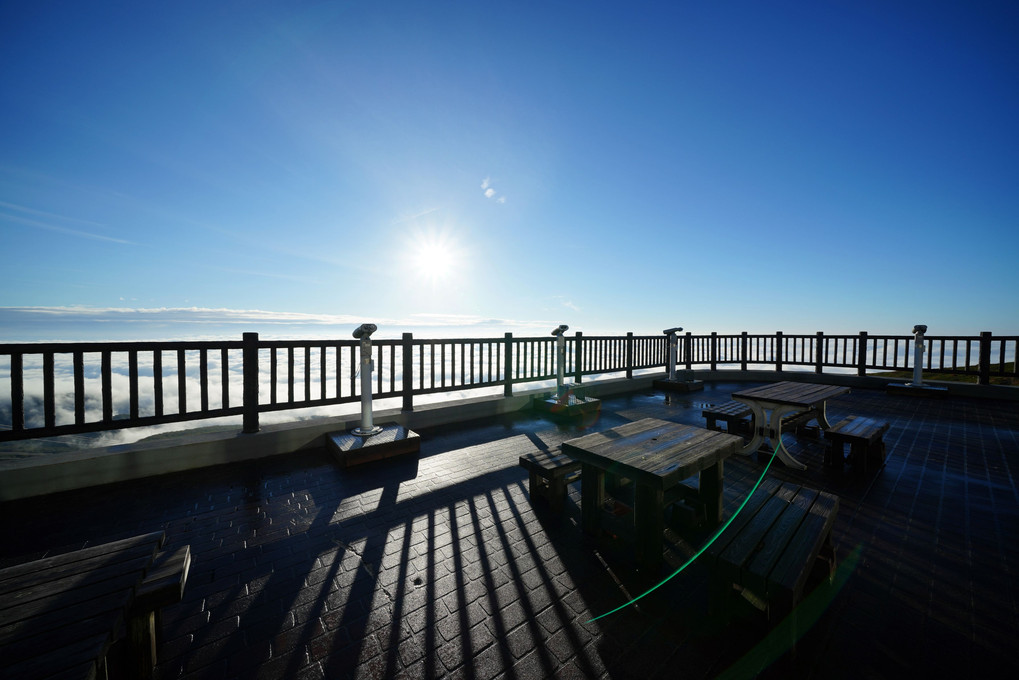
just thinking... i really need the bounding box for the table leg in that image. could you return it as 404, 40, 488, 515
581, 463, 605, 537
768, 405, 809, 470
815, 399, 833, 430
699, 460, 724, 526
634, 483, 664, 575
736, 402, 767, 456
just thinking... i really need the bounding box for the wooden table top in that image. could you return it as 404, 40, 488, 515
562, 418, 743, 489
732, 381, 850, 407
0, 530, 166, 680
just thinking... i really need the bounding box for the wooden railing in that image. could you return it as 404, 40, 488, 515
1, 330, 1015, 442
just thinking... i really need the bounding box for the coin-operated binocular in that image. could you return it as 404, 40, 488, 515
551, 325, 569, 400
909, 324, 927, 387
352, 324, 382, 436
663, 327, 683, 381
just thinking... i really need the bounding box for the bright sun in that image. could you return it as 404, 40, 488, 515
408, 228, 464, 285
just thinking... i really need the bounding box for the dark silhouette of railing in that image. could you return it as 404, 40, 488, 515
1, 330, 1015, 442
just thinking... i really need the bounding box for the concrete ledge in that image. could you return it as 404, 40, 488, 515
4, 369, 1011, 502
0, 376, 656, 502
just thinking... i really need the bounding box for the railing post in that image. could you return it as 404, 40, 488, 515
626, 332, 634, 379
574, 331, 583, 384
775, 331, 783, 372
685, 332, 693, 370
815, 331, 824, 374
243, 332, 260, 433
857, 331, 868, 377
504, 332, 513, 397
979, 331, 992, 385
710, 332, 718, 371
402, 332, 414, 411
740, 332, 748, 371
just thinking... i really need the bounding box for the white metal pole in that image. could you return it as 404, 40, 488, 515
664, 327, 682, 381
353, 324, 381, 436
911, 324, 927, 387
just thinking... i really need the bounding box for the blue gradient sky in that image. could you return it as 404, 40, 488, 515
2, 1, 1016, 341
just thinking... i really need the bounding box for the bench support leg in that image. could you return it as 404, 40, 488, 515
581, 464, 605, 537
634, 483, 664, 576
127, 610, 158, 679
549, 476, 567, 513
699, 461, 724, 527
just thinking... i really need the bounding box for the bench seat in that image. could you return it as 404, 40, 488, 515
706, 479, 838, 649
824, 416, 890, 472
0, 531, 190, 680
519, 449, 581, 512
701, 401, 752, 435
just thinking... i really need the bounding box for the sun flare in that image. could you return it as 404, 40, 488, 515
407, 228, 465, 285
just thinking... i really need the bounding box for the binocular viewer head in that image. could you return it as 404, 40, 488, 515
663, 327, 683, 335
352, 323, 377, 339
550, 324, 569, 337
912, 324, 927, 335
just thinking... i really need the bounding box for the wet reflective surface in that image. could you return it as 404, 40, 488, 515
1, 381, 1016, 679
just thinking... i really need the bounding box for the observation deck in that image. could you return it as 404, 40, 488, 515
2, 380, 1016, 679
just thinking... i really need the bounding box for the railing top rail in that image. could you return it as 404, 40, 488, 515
0, 340, 246, 353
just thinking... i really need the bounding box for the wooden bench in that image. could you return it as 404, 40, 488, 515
824, 416, 890, 472
0, 530, 191, 680
519, 449, 581, 513
701, 401, 752, 435
706, 479, 838, 649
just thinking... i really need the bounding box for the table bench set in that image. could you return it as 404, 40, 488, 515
0, 530, 191, 680
520, 381, 889, 640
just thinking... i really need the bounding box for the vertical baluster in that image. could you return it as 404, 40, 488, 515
503, 333, 513, 397
417, 342, 424, 391
288, 346, 295, 402
102, 350, 113, 421
300, 346, 308, 401
129, 350, 139, 419
154, 350, 163, 417
221, 348, 229, 409
429, 342, 436, 390
73, 350, 85, 424
336, 345, 343, 399
200, 349, 209, 412
321, 345, 327, 400
11, 352, 24, 433
351, 344, 359, 395
402, 334, 414, 411
440, 342, 446, 388
177, 348, 187, 414
389, 344, 396, 393
270, 347, 278, 404
44, 352, 55, 429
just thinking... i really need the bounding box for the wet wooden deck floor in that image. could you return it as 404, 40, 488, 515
2, 380, 1016, 679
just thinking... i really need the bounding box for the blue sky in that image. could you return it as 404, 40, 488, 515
2, 1, 1016, 341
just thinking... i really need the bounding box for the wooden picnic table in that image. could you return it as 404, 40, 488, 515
562, 418, 743, 574
0, 530, 190, 680
731, 381, 850, 470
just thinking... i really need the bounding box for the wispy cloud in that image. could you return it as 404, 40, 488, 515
0, 214, 137, 245
554, 297, 581, 312
0, 202, 136, 245
480, 177, 506, 204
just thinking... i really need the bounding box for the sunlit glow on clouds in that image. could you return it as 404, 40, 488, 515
0, 306, 559, 342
